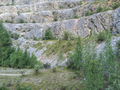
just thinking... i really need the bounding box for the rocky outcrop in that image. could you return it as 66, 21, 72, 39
111, 8, 120, 34
0, 0, 12, 5
4, 7, 119, 39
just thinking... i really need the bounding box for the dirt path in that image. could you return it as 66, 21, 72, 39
0, 74, 21, 76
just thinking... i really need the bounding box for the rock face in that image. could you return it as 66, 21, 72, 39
4, 8, 120, 39
112, 8, 120, 34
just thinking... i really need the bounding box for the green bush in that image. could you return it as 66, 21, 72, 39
66, 36, 83, 70
79, 1, 82, 5
52, 66, 57, 72
85, 10, 94, 16
116, 40, 120, 50
33, 37, 37, 40
26, 10, 31, 12
53, 18, 57, 21
102, 6, 111, 12
10, 33, 19, 40
10, 48, 37, 68
0, 21, 12, 67
18, 19, 24, 23
74, 15, 79, 19
57, 50, 64, 66
34, 64, 40, 74
96, 31, 107, 43
42, 28, 55, 40
62, 31, 74, 40
0, 86, 9, 90
17, 85, 32, 90
96, 6, 103, 13
52, 11, 56, 14
32, 20, 36, 23
43, 62, 51, 69
5, 20, 13, 23
17, 11, 20, 15
112, 2, 120, 9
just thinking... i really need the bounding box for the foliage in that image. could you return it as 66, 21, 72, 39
42, 28, 55, 40
52, 11, 56, 14
57, 50, 64, 66
33, 37, 37, 40
53, 18, 57, 21
116, 40, 120, 50
74, 15, 79, 19
62, 31, 74, 40
96, 30, 108, 43
5, 20, 13, 23
16, 78, 20, 87
18, 19, 24, 23
0, 86, 9, 90
17, 85, 32, 90
112, 2, 120, 9
85, 10, 94, 16
79, 1, 82, 5
102, 6, 111, 12
32, 20, 35, 23
10, 48, 37, 68
97, 6, 103, 13
66, 36, 83, 70
10, 33, 19, 40
0, 21, 12, 67
34, 64, 40, 74
52, 67, 57, 72
26, 10, 31, 12
17, 11, 20, 16
43, 62, 51, 69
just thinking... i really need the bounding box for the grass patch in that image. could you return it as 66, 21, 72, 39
44, 40, 77, 56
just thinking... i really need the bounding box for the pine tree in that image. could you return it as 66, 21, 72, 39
0, 21, 12, 66
73, 36, 83, 70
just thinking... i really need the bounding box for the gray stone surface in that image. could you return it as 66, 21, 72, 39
4, 8, 120, 39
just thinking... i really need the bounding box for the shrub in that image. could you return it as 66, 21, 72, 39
16, 78, 20, 87
96, 31, 107, 43
57, 50, 64, 66
18, 19, 24, 23
79, 1, 82, 5
32, 20, 35, 23
34, 64, 40, 74
52, 11, 56, 14
10, 48, 37, 68
62, 31, 74, 40
53, 18, 57, 21
42, 28, 55, 40
44, 62, 51, 69
10, 33, 19, 40
112, 2, 120, 9
74, 15, 79, 19
0, 86, 8, 90
26, 10, 31, 12
116, 40, 120, 50
52, 66, 57, 72
17, 85, 32, 90
97, 6, 103, 13
102, 6, 111, 12
17, 11, 20, 16
5, 20, 13, 23
66, 36, 83, 70
33, 37, 37, 40
85, 10, 94, 16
